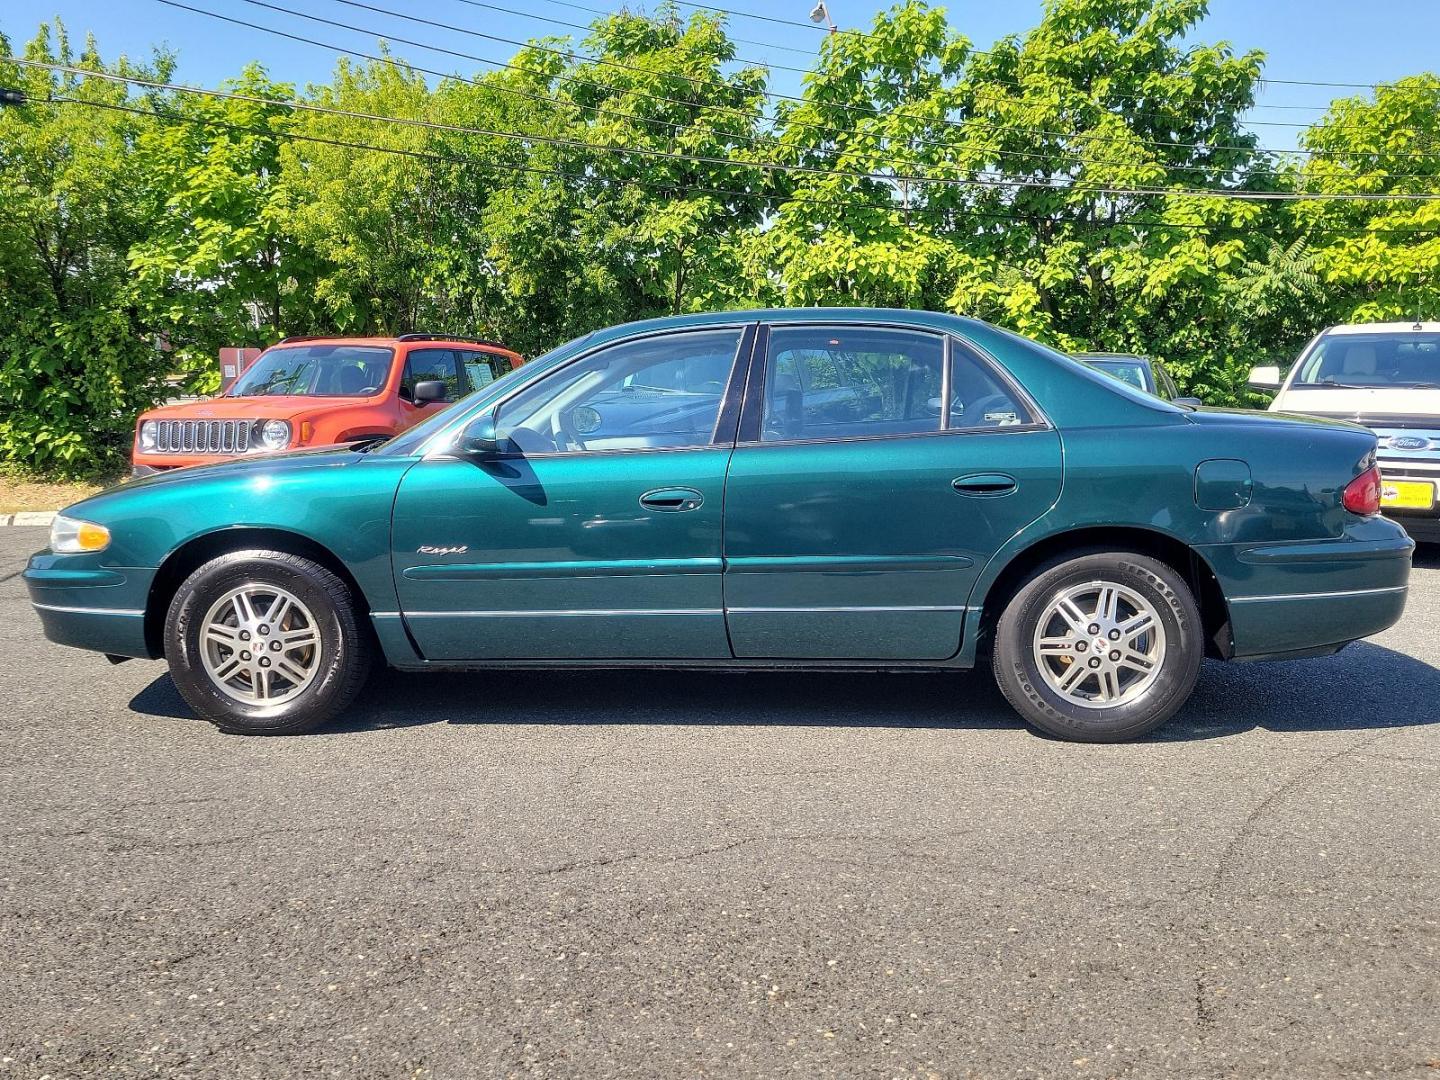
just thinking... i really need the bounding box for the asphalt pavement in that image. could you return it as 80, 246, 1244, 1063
2, 525, 1438, 1079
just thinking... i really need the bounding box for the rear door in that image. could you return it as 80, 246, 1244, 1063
721, 323, 1063, 660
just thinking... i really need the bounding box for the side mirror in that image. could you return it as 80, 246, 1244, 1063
456, 414, 503, 458
413, 380, 448, 406
1247, 365, 1282, 392
1173, 396, 1203, 409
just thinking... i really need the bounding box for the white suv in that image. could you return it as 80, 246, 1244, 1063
1251, 321, 1440, 542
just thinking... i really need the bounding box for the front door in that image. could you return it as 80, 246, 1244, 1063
392, 326, 753, 661
722, 323, 1062, 660
397, 347, 465, 432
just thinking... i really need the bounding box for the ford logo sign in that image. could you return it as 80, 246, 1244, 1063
1388, 435, 1430, 451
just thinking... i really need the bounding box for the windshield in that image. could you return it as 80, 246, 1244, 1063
228, 345, 395, 398
1081, 358, 1153, 394
1292, 332, 1440, 389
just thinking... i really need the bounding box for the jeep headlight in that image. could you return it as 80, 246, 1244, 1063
138, 420, 158, 451
258, 419, 292, 451
50, 514, 111, 554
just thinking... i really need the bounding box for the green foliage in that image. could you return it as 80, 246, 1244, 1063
2, 1, 1440, 476
0, 25, 179, 474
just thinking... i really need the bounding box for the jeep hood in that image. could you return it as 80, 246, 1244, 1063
139, 395, 378, 423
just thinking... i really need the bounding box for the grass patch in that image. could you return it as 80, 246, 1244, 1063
0, 466, 128, 515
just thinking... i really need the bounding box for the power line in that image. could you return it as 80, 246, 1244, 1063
520, 0, 819, 55
664, 0, 1438, 94
148, 0, 1440, 169
324, 0, 1333, 133
442, 0, 1370, 121
445, 0, 818, 74
18, 61, 1440, 203
32, 92, 1440, 239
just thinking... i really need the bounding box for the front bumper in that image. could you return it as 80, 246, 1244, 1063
24, 551, 158, 659
1199, 516, 1414, 661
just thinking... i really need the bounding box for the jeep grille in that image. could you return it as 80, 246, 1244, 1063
153, 419, 253, 455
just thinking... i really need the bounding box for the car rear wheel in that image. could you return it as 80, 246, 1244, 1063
991, 552, 1203, 742
163, 550, 371, 735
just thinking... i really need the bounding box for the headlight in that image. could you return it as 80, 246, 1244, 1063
258, 419, 292, 451
138, 420, 158, 451
50, 514, 111, 554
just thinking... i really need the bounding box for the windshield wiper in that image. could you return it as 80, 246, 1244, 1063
1303, 381, 1376, 389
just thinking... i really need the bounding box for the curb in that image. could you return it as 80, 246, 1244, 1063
0, 511, 56, 527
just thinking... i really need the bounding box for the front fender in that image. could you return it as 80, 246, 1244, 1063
60, 452, 417, 615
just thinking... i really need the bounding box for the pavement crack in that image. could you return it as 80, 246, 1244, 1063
533, 836, 764, 876
1192, 726, 1411, 1039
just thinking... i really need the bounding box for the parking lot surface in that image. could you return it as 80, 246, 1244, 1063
2, 526, 1438, 1079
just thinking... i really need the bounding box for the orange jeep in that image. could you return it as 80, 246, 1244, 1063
132, 334, 523, 475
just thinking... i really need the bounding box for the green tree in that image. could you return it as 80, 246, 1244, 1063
128, 65, 323, 390
1293, 75, 1440, 326
0, 24, 176, 474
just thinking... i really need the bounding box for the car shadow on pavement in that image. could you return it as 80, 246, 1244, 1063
128, 640, 1440, 742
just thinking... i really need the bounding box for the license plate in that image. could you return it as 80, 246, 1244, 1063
1381, 479, 1437, 510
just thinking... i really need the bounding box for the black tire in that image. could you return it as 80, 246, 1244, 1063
163, 550, 372, 735
991, 551, 1203, 743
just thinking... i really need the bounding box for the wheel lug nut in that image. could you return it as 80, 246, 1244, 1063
1108, 629, 1121, 641
1088, 657, 1101, 669
270, 640, 282, 652
240, 650, 251, 661
1110, 650, 1121, 661
1088, 624, 1100, 635
258, 625, 270, 636
1076, 641, 1087, 653
259, 657, 271, 668
239, 630, 250, 641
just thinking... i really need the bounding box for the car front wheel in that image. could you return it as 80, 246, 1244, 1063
163, 550, 372, 735
992, 551, 1203, 742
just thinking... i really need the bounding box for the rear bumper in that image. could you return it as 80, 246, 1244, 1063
23, 553, 158, 659
1199, 517, 1414, 660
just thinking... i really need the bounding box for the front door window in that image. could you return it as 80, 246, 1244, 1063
402, 349, 463, 403
494, 329, 743, 454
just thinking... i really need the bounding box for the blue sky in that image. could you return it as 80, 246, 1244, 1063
4, 0, 1438, 151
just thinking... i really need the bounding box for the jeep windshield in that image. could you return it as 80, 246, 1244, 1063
227, 345, 396, 398
1292, 332, 1440, 390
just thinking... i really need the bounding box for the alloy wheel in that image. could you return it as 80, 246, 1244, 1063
198, 583, 323, 705
1030, 580, 1167, 709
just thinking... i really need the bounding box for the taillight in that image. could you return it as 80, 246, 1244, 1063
1342, 465, 1382, 516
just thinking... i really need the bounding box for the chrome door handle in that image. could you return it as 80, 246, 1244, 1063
639, 487, 704, 512
953, 473, 1017, 497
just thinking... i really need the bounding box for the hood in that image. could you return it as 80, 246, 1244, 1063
80, 445, 366, 510
1272, 385, 1440, 426
139, 395, 375, 423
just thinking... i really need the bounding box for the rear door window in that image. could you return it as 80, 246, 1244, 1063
759, 326, 945, 442
459, 350, 514, 391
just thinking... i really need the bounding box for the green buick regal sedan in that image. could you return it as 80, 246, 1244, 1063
26, 309, 1414, 742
